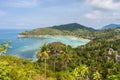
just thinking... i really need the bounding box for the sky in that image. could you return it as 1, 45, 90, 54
0, 0, 120, 29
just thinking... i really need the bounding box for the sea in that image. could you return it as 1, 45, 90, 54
0, 29, 89, 61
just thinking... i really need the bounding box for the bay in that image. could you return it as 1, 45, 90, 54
0, 29, 89, 61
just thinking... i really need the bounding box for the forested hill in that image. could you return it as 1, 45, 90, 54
52, 23, 95, 31
19, 23, 96, 39
19, 23, 120, 40
1, 24, 120, 80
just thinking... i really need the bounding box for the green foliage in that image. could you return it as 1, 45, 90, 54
19, 23, 120, 40
0, 41, 11, 55
107, 74, 120, 80
93, 71, 101, 80
0, 56, 36, 80
56, 71, 75, 80
1, 33, 119, 80
19, 23, 96, 39
72, 65, 89, 80
35, 36, 120, 80
1, 25, 120, 80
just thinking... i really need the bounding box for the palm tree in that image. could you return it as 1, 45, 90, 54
63, 52, 72, 69
0, 41, 11, 55
37, 43, 50, 80
50, 54, 59, 76
60, 47, 72, 69
73, 65, 89, 80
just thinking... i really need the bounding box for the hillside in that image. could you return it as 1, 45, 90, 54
19, 23, 96, 39
19, 23, 120, 40
1, 30, 120, 79
52, 23, 95, 31
1, 24, 120, 80
102, 24, 120, 29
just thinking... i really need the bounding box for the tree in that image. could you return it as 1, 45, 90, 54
0, 56, 36, 80
72, 65, 89, 80
93, 71, 101, 80
0, 41, 11, 55
51, 54, 59, 73
59, 47, 72, 69
37, 43, 50, 80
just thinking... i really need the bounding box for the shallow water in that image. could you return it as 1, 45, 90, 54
0, 29, 89, 61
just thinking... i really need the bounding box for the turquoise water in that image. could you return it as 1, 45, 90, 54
0, 29, 89, 61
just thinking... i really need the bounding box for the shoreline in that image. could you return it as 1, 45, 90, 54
17, 34, 91, 42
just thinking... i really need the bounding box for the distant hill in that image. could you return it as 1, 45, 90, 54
19, 23, 120, 40
52, 23, 95, 31
102, 24, 120, 29
19, 23, 96, 39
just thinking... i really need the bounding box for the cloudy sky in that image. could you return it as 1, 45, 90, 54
0, 0, 120, 29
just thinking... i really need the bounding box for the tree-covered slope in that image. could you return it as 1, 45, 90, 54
19, 23, 96, 39
1, 27, 120, 80
36, 34, 120, 80
52, 23, 95, 31
19, 23, 120, 40
35, 28, 120, 79
1, 23, 120, 80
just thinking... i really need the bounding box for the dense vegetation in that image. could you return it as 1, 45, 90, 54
35, 34, 120, 80
19, 23, 96, 39
19, 23, 120, 40
1, 23, 120, 80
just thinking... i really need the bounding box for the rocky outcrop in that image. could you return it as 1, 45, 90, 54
116, 54, 120, 63
107, 47, 120, 63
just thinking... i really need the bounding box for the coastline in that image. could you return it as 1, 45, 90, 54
17, 34, 91, 42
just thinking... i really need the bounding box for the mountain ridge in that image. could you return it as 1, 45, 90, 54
19, 23, 96, 39
102, 24, 120, 29
19, 23, 120, 40
51, 23, 95, 31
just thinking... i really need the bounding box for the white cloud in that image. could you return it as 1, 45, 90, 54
5, 0, 39, 8
85, 10, 102, 19
86, 0, 120, 10
85, 11, 120, 20
0, 10, 7, 17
